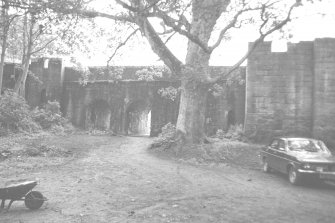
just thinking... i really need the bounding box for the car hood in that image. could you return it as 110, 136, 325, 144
290, 152, 335, 163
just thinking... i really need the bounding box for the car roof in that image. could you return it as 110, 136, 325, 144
275, 137, 318, 141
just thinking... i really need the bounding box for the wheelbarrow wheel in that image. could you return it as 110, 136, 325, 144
25, 191, 44, 210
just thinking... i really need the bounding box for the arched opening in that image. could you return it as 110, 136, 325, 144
125, 100, 151, 136
87, 99, 111, 130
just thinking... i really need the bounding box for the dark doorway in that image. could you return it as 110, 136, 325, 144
87, 99, 111, 130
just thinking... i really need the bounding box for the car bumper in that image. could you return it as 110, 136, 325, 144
297, 169, 335, 181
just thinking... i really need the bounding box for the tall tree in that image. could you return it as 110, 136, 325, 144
0, 0, 18, 93
50, 0, 308, 144
2, 0, 80, 96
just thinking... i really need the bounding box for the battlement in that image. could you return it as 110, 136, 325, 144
245, 38, 335, 146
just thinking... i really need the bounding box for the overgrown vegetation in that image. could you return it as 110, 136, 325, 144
214, 125, 247, 142
150, 123, 262, 169
150, 122, 177, 151
0, 90, 71, 136
0, 90, 40, 134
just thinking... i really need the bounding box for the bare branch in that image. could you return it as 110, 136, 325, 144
106, 28, 139, 66
30, 36, 58, 55
164, 31, 177, 45
209, 1, 300, 84
209, 7, 262, 52
151, 9, 210, 53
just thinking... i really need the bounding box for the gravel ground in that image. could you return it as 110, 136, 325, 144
1, 134, 335, 223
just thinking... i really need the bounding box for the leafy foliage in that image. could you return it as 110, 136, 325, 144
215, 124, 247, 142
150, 123, 177, 150
158, 86, 179, 101
135, 67, 164, 81
31, 100, 67, 129
0, 91, 70, 135
0, 90, 40, 134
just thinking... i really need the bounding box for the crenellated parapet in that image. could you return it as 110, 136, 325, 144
245, 38, 335, 146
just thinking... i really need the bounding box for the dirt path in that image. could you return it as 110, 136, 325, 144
1, 135, 335, 223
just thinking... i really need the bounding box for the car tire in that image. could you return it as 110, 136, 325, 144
288, 167, 302, 185
262, 159, 271, 173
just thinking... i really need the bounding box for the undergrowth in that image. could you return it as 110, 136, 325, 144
150, 123, 262, 169
0, 90, 73, 136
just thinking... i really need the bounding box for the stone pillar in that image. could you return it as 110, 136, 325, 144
312, 38, 335, 147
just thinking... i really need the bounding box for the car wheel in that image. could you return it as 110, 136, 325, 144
288, 167, 302, 185
262, 159, 271, 173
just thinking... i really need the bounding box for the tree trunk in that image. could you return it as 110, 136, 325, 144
176, 79, 209, 144
0, 33, 7, 94
14, 13, 34, 97
173, 1, 229, 144
0, 0, 9, 94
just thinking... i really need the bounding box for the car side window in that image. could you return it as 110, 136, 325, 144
270, 140, 279, 149
278, 140, 286, 151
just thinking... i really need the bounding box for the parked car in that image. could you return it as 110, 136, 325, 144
260, 137, 335, 185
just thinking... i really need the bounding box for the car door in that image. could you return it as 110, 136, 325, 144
265, 139, 280, 171
275, 139, 290, 173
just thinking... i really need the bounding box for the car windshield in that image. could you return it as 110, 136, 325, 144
287, 139, 329, 153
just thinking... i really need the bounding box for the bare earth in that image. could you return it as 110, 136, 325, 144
1, 135, 335, 223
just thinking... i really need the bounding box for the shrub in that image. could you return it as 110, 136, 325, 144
0, 90, 40, 132
151, 123, 177, 150
32, 101, 67, 129
215, 124, 247, 142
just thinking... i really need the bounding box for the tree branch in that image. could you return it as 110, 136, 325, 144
208, 7, 262, 52
209, 1, 300, 84
30, 36, 58, 55
106, 28, 139, 66
136, 16, 183, 74
151, 9, 210, 53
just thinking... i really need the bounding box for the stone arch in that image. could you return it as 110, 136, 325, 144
86, 99, 111, 130
125, 99, 151, 135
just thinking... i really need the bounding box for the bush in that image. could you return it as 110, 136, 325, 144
31, 101, 67, 129
151, 123, 177, 150
215, 124, 247, 142
0, 90, 40, 133
0, 92, 70, 134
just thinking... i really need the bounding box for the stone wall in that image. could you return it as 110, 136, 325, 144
313, 39, 335, 147
26, 58, 64, 107
62, 80, 180, 136
246, 38, 335, 146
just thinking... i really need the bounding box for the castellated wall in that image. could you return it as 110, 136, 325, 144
313, 39, 335, 147
246, 38, 335, 147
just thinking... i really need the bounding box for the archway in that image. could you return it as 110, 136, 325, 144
125, 100, 151, 136
87, 99, 111, 130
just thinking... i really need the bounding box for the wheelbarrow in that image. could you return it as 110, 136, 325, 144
0, 180, 47, 211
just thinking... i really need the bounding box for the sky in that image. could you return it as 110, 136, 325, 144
77, 0, 335, 67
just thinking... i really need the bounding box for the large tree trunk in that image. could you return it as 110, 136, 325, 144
174, 0, 226, 144
176, 79, 209, 144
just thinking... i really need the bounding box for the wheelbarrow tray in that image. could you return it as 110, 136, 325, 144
0, 181, 37, 200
